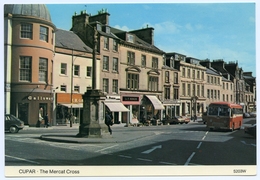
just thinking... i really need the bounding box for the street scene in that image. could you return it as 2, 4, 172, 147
5, 118, 256, 167
3, 2, 257, 178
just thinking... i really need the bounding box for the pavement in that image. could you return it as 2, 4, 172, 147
23, 120, 204, 144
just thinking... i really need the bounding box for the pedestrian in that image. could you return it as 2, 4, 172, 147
44, 113, 49, 128
36, 107, 43, 127
105, 111, 112, 135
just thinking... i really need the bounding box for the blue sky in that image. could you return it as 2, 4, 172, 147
46, 2, 256, 76
1, 0, 256, 77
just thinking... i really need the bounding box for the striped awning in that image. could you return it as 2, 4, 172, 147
104, 101, 129, 112
145, 95, 164, 110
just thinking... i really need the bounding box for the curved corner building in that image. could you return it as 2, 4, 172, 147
4, 4, 56, 126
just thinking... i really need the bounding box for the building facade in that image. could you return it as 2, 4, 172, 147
4, 4, 56, 126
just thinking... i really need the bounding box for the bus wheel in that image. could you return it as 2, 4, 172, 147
210, 128, 213, 131
231, 124, 235, 131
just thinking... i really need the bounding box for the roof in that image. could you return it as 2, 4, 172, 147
4, 4, 51, 22
55, 29, 92, 53
209, 102, 242, 108
206, 67, 220, 76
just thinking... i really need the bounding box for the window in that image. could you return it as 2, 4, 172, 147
148, 76, 158, 91
226, 95, 229, 102
223, 82, 225, 89
152, 57, 158, 69
207, 89, 210, 98
19, 56, 31, 81
192, 84, 196, 96
201, 85, 204, 97
173, 88, 179, 100
226, 83, 228, 90
214, 77, 216, 84
20, 23, 32, 39
165, 87, 170, 99
103, 79, 109, 93
60, 85, 66, 92
86, 66, 92, 77
197, 85, 200, 97
182, 68, 186, 77
187, 69, 191, 78
127, 51, 135, 65
113, 40, 118, 51
211, 77, 213, 84
40, 26, 48, 42
74, 86, 80, 93
230, 83, 233, 90
74, 65, 80, 76
141, 55, 146, 67
112, 57, 118, 72
197, 71, 200, 79
201, 72, 204, 80
112, 79, 118, 94
165, 71, 170, 83
211, 90, 213, 99
223, 94, 225, 101
214, 90, 217, 99
231, 95, 233, 102
104, 37, 109, 49
182, 83, 186, 96
127, 34, 134, 43
127, 73, 139, 90
174, 72, 178, 84
103, 56, 109, 70
218, 90, 220, 99
61, 63, 67, 75
207, 76, 210, 83
218, 78, 220, 85
187, 84, 191, 96
192, 70, 195, 79
39, 58, 48, 82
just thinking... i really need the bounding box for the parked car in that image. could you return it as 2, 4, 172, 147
244, 124, 256, 138
249, 112, 257, 117
243, 112, 251, 118
162, 116, 190, 125
5, 114, 24, 133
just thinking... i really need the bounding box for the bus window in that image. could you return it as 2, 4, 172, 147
208, 106, 218, 116
219, 107, 230, 117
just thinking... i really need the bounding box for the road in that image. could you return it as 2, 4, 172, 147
5, 118, 256, 166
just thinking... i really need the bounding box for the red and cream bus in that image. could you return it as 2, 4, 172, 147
206, 102, 243, 131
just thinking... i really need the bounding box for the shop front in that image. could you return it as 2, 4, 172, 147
162, 100, 181, 119
10, 92, 53, 126
55, 93, 83, 125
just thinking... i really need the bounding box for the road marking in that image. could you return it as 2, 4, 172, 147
241, 141, 256, 147
118, 155, 132, 159
159, 161, 176, 165
184, 152, 196, 166
142, 145, 162, 154
197, 142, 202, 149
5, 155, 40, 165
95, 144, 119, 152
137, 158, 152, 162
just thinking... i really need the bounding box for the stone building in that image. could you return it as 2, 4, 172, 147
4, 4, 56, 126
179, 57, 207, 117
53, 29, 95, 125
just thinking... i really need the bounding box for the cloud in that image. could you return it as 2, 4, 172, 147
249, 16, 255, 23
114, 25, 131, 31
145, 21, 181, 34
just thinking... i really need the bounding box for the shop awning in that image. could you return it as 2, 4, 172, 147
145, 95, 164, 110
104, 101, 129, 112
58, 103, 83, 108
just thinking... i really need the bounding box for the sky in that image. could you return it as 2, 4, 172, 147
43, 0, 257, 77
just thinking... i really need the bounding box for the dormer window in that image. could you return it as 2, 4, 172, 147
106, 26, 110, 34
127, 34, 134, 43
96, 24, 102, 31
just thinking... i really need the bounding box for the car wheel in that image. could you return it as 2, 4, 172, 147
9, 126, 18, 133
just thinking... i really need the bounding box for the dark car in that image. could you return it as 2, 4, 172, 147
243, 112, 251, 118
244, 124, 256, 138
5, 114, 24, 133
249, 112, 257, 118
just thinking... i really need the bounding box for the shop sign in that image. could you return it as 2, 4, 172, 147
121, 95, 140, 105
27, 96, 53, 101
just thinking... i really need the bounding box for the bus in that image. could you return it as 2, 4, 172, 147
206, 102, 243, 131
